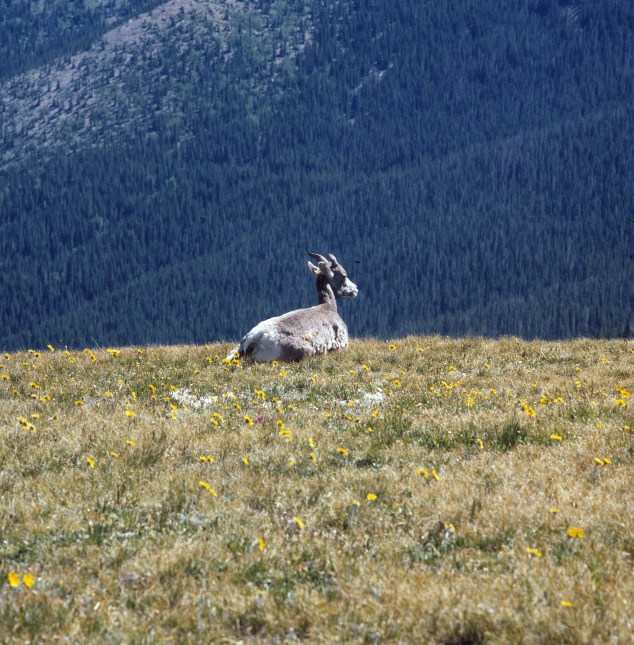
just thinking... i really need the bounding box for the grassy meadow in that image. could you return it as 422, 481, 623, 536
0, 336, 633, 644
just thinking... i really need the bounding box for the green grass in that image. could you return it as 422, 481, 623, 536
0, 337, 633, 643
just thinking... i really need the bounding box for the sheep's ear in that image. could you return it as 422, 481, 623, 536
318, 261, 334, 278
328, 254, 339, 267
308, 261, 320, 276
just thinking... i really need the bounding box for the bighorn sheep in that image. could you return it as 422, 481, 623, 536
226, 253, 358, 362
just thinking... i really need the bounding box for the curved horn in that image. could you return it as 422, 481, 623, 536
328, 254, 339, 267
309, 252, 329, 264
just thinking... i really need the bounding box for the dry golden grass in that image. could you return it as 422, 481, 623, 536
1, 336, 633, 644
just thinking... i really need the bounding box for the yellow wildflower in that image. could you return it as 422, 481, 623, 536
566, 527, 584, 539
85, 456, 96, 468
23, 573, 35, 588
293, 517, 304, 530
199, 481, 217, 496
526, 548, 542, 558
8, 572, 20, 588
366, 493, 377, 501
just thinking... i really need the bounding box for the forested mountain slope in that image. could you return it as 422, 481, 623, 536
1, 0, 633, 350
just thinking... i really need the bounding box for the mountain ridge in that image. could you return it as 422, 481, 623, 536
0, 0, 312, 168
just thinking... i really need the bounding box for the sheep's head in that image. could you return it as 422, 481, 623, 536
308, 252, 358, 299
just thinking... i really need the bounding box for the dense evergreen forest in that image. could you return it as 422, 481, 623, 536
1, 0, 633, 350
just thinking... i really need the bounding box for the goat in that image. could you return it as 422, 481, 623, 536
226, 253, 358, 362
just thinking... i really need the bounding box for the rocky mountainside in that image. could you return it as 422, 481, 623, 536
1, 0, 311, 168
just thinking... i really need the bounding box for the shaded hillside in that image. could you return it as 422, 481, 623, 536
1, 0, 634, 349
0, 0, 312, 167
0, 0, 166, 82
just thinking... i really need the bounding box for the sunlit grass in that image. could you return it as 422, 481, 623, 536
0, 337, 633, 643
